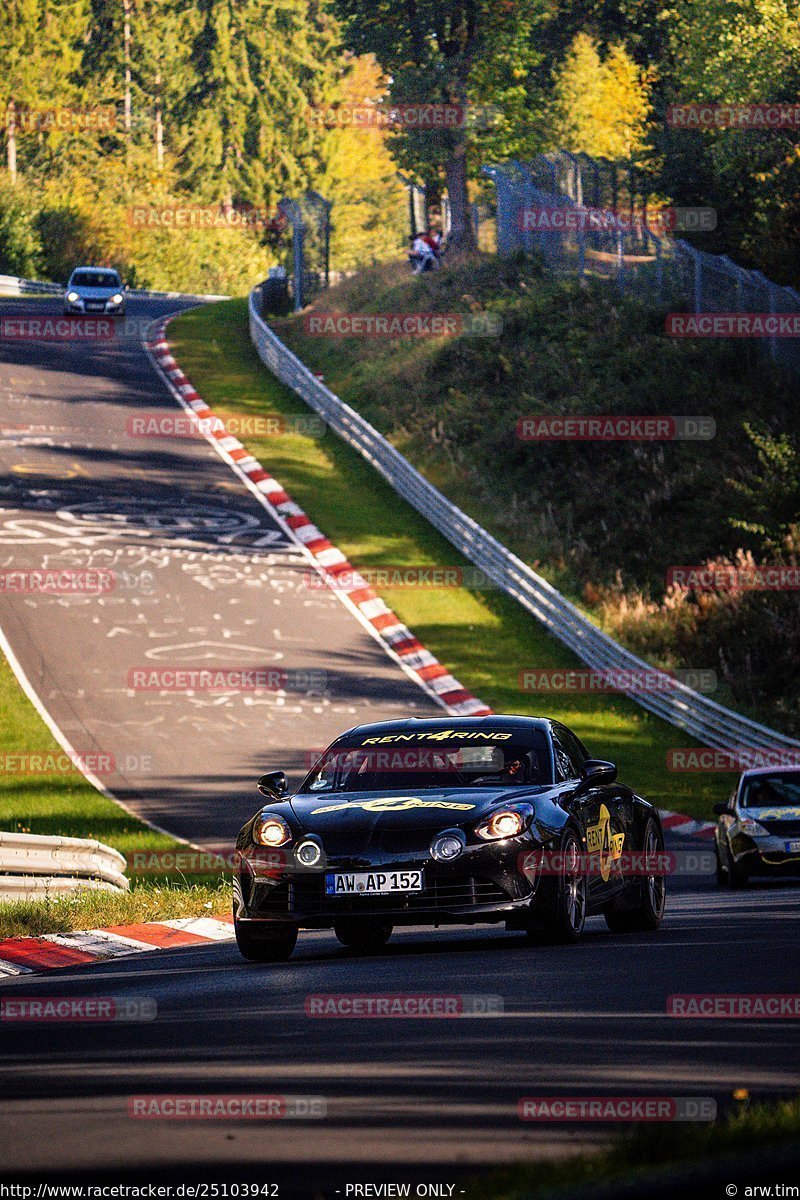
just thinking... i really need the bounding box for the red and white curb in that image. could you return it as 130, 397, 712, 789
145, 319, 490, 718
143, 317, 718, 841
658, 811, 715, 840
0, 914, 235, 976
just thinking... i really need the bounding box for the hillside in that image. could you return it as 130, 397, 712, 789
277, 255, 800, 734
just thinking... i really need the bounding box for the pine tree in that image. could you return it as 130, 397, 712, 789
179, 0, 337, 208
0, 1, 49, 180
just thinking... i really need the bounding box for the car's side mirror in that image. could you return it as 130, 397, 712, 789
576, 758, 617, 791
124, 284, 130, 291
257, 770, 288, 799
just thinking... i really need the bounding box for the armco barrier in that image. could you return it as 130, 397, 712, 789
0, 831, 128, 901
0, 275, 227, 301
0, 274, 61, 296
248, 289, 800, 757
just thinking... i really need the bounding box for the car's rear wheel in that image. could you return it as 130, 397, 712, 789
235, 921, 297, 963
530, 826, 587, 944
334, 919, 393, 953
604, 816, 666, 933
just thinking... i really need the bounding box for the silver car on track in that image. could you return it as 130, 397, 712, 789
63, 266, 126, 317
715, 765, 800, 887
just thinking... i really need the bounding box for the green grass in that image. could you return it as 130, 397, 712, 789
0, 880, 231, 939
0, 653, 231, 936
467, 1094, 800, 1198
168, 299, 737, 818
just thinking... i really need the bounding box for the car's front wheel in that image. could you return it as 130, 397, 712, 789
529, 826, 587, 944
724, 844, 750, 890
235, 921, 297, 963
334, 919, 393, 953
715, 843, 726, 885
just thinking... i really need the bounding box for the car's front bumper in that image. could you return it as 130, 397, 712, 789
235, 842, 542, 928
727, 831, 800, 875
63, 299, 125, 316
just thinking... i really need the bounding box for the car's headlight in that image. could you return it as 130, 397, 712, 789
254, 811, 292, 847
111, 293, 123, 304
295, 839, 323, 867
475, 805, 532, 841
67, 292, 79, 303
739, 818, 769, 837
430, 830, 466, 862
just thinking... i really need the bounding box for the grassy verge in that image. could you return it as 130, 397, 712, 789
0, 881, 231, 939
0, 654, 230, 937
468, 1095, 800, 1198
168, 299, 737, 818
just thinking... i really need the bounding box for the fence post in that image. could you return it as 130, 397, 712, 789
278, 198, 305, 311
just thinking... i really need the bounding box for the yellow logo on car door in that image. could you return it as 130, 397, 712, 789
586, 804, 625, 881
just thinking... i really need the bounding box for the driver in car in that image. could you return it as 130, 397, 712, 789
473, 753, 530, 785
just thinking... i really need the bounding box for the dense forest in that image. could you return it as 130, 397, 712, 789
1, 0, 799, 290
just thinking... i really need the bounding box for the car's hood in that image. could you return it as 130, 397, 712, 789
745, 805, 800, 832
289, 786, 550, 833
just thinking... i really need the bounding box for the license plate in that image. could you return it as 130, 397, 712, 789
325, 870, 423, 896
786, 840, 800, 853
86, 303, 104, 311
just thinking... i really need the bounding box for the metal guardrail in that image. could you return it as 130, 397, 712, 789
0, 831, 128, 901
0, 274, 61, 296
0, 275, 227, 301
248, 289, 800, 757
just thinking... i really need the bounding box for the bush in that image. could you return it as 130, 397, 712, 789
0, 181, 43, 277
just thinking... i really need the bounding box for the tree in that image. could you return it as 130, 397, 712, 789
729, 424, 800, 553
179, 0, 339, 209
319, 53, 407, 268
549, 32, 651, 160
129, 0, 197, 171
0, 1, 36, 179
661, 0, 800, 280
332, 0, 547, 252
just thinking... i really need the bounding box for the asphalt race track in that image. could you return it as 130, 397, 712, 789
0, 850, 799, 1177
0, 296, 435, 846
1, 297, 799, 1184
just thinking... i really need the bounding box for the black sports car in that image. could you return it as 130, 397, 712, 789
714, 765, 800, 888
233, 715, 666, 961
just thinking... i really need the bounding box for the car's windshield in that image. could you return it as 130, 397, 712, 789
298, 737, 550, 793
70, 271, 120, 288
741, 774, 800, 808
